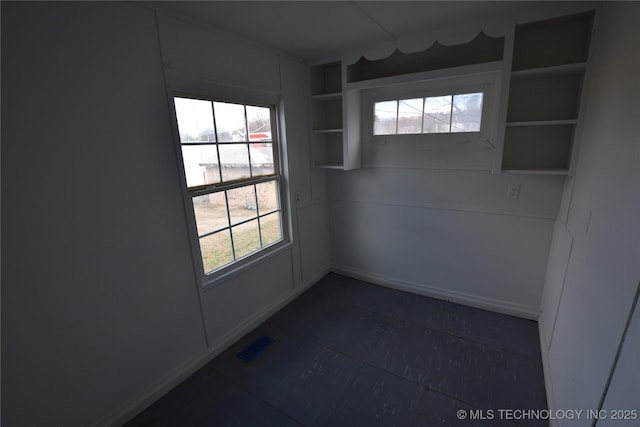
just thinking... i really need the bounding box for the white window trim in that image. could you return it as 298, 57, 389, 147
167, 76, 290, 289
362, 70, 502, 149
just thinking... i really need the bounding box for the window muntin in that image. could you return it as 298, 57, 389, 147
373, 92, 484, 136
174, 96, 283, 276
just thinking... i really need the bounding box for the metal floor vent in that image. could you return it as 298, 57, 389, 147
236, 336, 275, 363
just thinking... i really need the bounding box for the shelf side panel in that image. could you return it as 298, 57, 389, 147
343, 89, 362, 170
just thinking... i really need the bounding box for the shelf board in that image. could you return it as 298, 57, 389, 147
511, 62, 587, 79
311, 92, 342, 100
314, 163, 344, 170
502, 168, 569, 175
313, 128, 343, 133
506, 120, 577, 127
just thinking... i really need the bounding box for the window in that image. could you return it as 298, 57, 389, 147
174, 96, 284, 276
362, 71, 501, 149
374, 93, 484, 135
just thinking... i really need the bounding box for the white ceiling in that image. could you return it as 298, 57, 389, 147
146, 1, 568, 62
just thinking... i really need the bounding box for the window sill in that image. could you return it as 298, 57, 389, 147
200, 240, 293, 292
372, 133, 494, 149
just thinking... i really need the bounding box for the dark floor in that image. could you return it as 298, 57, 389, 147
127, 273, 547, 427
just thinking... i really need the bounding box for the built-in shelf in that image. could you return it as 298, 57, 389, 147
310, 62, 341, 96
310, 61, 361, 170
511, 11, 593, 71
502, 124, 574, 171
507, 72, 583, 123
500, 10, 594, 174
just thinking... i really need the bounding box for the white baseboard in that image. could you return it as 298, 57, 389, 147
97, 265, 330, 427
331, 263, 540, 320
206, 264, 330, 352
94, 348, 215, 427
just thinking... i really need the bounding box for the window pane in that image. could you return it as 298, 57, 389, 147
200, 230, 233, 273
451, 92, 483, 132
373, 101, 397, 135
181, 145, 220, 187
256, 180, 279, 215
397, 98, 423, 134
423, 96, 452, 133
214, 102, 247, 142
192, 192, 228, 236
219, 144, 251, 182
174, 98, 216, 143
260, 212, 282, 247
227, 185, 257, 225
250, 143, 275, 177
246, 106, 272, 141
232, 220, 261, 259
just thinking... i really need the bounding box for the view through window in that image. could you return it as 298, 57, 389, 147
174, 96, 283, 275
374, 92, 484, 136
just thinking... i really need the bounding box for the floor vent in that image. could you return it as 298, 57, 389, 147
236, 336, 275, 363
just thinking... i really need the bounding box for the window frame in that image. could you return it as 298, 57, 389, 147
362, 71, 502, 148
171, 89, 289, 287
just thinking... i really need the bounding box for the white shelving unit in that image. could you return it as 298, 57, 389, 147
309, 62, 361, 170
308, 11, 595, 174
308, 33, 506, 171
500, 11, 594, 174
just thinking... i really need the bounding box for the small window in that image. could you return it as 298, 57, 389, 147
374, 92, 484, 135
174, 96, 284, 276
362, 71, 500, 151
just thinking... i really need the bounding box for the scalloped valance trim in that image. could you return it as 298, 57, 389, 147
347, 32, 505, 83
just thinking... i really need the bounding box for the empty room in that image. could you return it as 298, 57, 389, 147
2, 1, 638, 426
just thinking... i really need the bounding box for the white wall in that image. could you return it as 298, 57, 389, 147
325, 5, 613, 319
1, 3, 328, 426
328, 166, 563, 318
538, 2, 640, 424
598, 294, 639, 427
158, 10, 330, 361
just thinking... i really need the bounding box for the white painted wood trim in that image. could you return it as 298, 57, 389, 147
345, 61, 502, 91
503, 169, 569, 176
538, 317, 560, 427
201, 242, 294, 292
331, 263, 540, 320
328, 195, 558, 220
567, 6, 602, 178
491, 23, 514, 175
510, 62, 587, 79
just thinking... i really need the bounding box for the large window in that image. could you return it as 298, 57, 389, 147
174, 96, 284, 276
